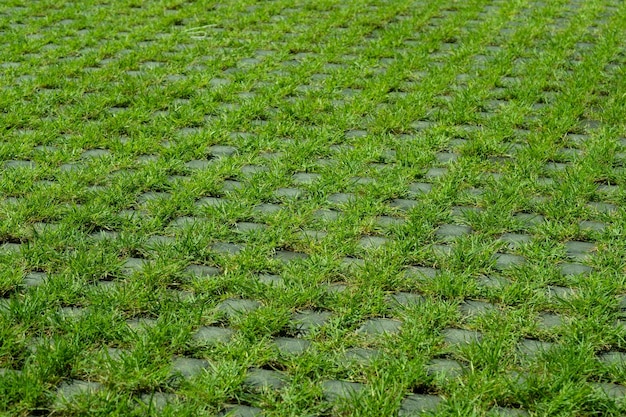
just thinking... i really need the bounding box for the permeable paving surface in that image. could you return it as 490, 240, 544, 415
1, 0, 626, 415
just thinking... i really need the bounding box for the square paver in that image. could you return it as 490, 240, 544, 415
217, 299, 261, 319
291, 310, 332, 333
592, 382, 626, 401
274, 337, 311, 356
218, 405, 263, 417
426, 358, 464, 380
399, 394, 443, 416
442, 328, 482, 347
322, 380, 366, 401
243, 368, 288, 392
356, 318, 402, 336
54, 380, 103, 408
517, 339, 556, 360
170, 357, 210, 380
193, 326, 234, 345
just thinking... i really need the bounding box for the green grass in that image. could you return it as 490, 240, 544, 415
1, 0, 626, 416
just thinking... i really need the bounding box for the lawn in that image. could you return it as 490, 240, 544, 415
1, 0, 626, 416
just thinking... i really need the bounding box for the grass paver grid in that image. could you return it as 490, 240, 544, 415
1, 0, 626, 415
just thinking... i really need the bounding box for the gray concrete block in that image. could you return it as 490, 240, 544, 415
341, 257, 366, 270
599, 351, 626, 366
564, 241, 595, 261
103, 347, 126, 362
328, 193, 356, 204
390, 198, 419, 211
435, 152, 458, 164
356, 318, 402, 336
0, 243, 21, 254
452, 206, 484, 218
325, 283, 349, 294
579, 221, 606, 233
408, 182, 432, 196
274, 337, 311, 356
313, 209, 341, 221
81, 149, 111, 159
223, 180, 244, 191
171, 356, 209, 377
488, 406, 529, 416
126, 318, 157, 332
351, 176, 375, 185
442, 328, 482, 347
293, 172, 321, 184
587, 202, 617, 214
345, 129, 367, 138
209, 145, 238, 157
425, 167, 447, 179
376, 216, 406, 228
322, 380, 366, 401
138, 191, 170, 203
218, 405, 263, 417
195, 197, 229, 208
477, 275, 510, 290
192, 326, 234, 345
399, 393, 443, 416
241, 165, 269, 177
592, 382, 626, 400
236, 222, 268, 233
499, 233, 531, 251
257, 274, 284, 287
121, 257, 150, 275
212, 242, 244, 255
55, 379, 102, 407
5, 160, 36, 169
274, 187, 304, 199
560, 262, 593, 276
342, 348, 381, 365
513, 213, 545, 227
292, 310, 331, 333
145, 235, 175, 248
493, 253, 525, 270
547, 285, 575, 299
185, 159, 213, 170
185, 264, 221, 278
358, 236, 390, 251
435, 224, 472, 241
252, 203, 282, 215
405, 266, 438, 280
59, 307, 88, 320
217, 299, 261, 319
0, 367, 21, 377
459, 300, 497, 318
139, 392, 177, 410
273, 250, 309, 263
296, 230, 328, 242
432, 244, 453, 257
411, 120, 435, 131
243, 368, 287, 391
426, 358, 464, 379
387, 292, 425, 309
168, 217, 200, 229
58, 162, 81, 173
517, 339, 555, 359
23, 272, 46, 287
537, 312, 565, 331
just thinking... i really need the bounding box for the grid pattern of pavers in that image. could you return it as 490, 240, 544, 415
1, 0, 626, 415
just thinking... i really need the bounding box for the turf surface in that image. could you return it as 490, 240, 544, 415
1, 0, 626, 416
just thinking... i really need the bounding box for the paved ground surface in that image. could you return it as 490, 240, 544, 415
1, 0, 626, 416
